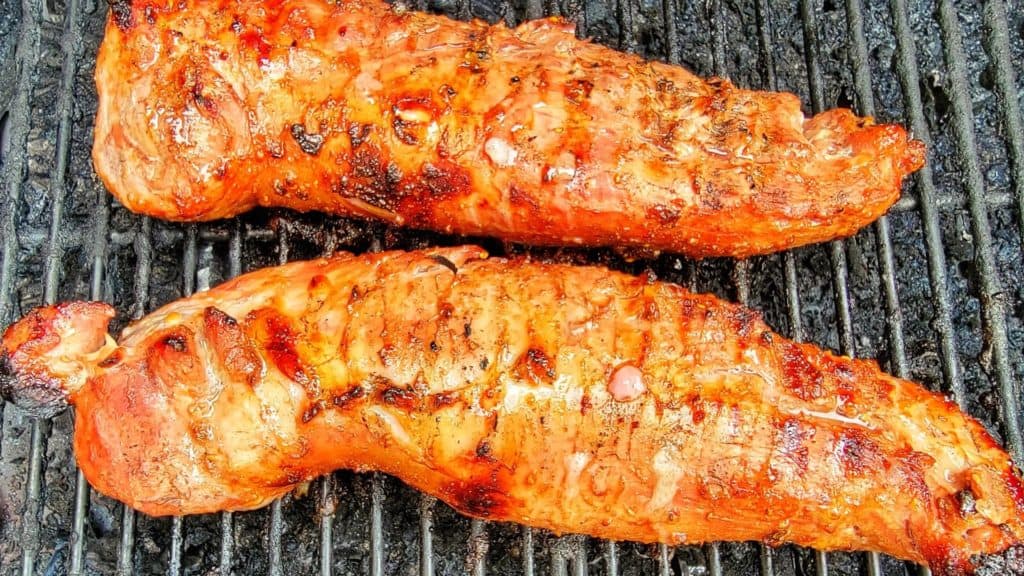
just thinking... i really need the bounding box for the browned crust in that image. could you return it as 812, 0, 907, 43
93, 0, 924, 257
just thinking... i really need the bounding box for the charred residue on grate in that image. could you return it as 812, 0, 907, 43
1, 0, 1023, 575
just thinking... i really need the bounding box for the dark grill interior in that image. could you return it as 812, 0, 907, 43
1, 0, 1023, 573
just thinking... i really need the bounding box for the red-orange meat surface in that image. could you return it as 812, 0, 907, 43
93, 0, 924, 257
2, 247, 1021, 575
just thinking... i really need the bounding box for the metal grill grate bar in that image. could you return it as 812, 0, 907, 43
19, 420, 47, 576
169, 517, 185, 576
760, 546, 774, 575
370, 473, 385, 576
320, 475, 336, 576
981, 0, 1024, 246
523, 527, 536, 575
220, 510, 235, 573
419, 495, 435, 576
72, 190, 106, 574
470, 519, 487, 576
117, 507, 136, 576
604, 540, 617, 575
308, 227, 339, 576
268, 499, 285, 575
658, 543, 672, 576
68, 469, 91, 575
572, 537, 587, 576
889, 0, 963, 404
551, 539, 567, 575
746, 1, 786, 574
936, 0, 1022, 460
613, 0, 634, 53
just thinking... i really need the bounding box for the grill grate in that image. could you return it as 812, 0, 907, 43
1, 0, 1023, 574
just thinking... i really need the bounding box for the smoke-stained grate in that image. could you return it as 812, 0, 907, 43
0, 0, 1022, 574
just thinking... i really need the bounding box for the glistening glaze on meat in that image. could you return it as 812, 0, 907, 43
1, 247, 1021, 575
93, 0, 925, 257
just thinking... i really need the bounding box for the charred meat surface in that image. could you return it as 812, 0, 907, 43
2, 247, 1021, 575
93, 0, 924, 258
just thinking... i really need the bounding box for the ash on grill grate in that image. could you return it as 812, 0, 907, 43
1, 0, 1023, 575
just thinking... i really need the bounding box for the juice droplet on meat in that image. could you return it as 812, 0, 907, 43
608, 363, 644, 402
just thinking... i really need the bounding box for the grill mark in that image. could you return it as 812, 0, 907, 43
776, 417, 810, 473
335, 147, 474, 224
161, 333, 188, 353
380, 384, 419, 410
509, 185, 540, 211
565, 78, 595, 106
417, 160, 471, 199
647, 202, 682, 225
836, 430, 882, 476
256, 310, 318, 396
191, 78, 215, 113
475, 440, 495, 461
347, 123, 372, 149
302, 399, 326, 423
392, 117, 420, 145
204, 307, 262, 388
895, 449, 935, 502
516, 347, 556, 385
336, 146, 397, 212
429, 390, 460, 410
331, 385, 366, 409
730, 307, 760, 338
290, 124, 324, 155
780, 342, 824, 401
446, 473, 508, 518
109, 0, 134, 31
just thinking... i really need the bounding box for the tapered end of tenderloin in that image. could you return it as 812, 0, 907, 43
0, 302, 117, 419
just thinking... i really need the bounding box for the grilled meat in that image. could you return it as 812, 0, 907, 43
1, 247, 1021, 575
93, 0, 925, 258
